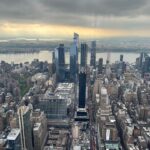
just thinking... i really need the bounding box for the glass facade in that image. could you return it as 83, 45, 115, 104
80, 43, 87, 67
38, 98, 67, 119
55, 44, 65, 82
90, 41, 96, 68
70, 33, 79, 82
78, 71, 86, 108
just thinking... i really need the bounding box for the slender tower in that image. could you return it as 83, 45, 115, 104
78, 68, 86, 108
18, 106, 33, 150
80, 43, 87, 68
70, 33, 79, 82
90, 41, 96, 68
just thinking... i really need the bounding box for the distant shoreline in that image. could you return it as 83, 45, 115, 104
0, 49, 149, 54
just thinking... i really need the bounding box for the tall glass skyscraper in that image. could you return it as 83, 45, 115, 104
142, 56, 150, 75
52, 51, 56, 74
98, 58, 103, 74
78, 69, 86, 108
120, 54, 123, 62
55, 44, 65, 82
73, 33, 79, 62
80, 43, 87, 68
70, 33, 79, 82
90, 41, 96, 68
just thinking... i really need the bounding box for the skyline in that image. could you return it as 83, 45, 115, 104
0, 0, 150, 39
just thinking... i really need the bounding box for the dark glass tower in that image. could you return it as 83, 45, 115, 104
58, 44, 65, 65
139, 52, 149, 69
90, 41, 96, 68
52, 51, 56, 74
74, 33, 79, 64
117, 55, 126, 79
55, 44, 65, 82
70, 44, 77, 81
98, 58, 103, 74
80, 43, 87, 67
120, 54, 123, 62
142, 56, 150, 75
78, 70, 86, 108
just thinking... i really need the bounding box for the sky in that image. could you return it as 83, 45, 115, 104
0, 0, 150, 39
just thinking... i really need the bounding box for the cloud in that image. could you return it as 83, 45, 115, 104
1, 22, 150, 40
0, 0, 150, 30
41, 0, 149, 16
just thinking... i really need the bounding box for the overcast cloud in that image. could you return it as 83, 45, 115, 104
0, 0, 150, 29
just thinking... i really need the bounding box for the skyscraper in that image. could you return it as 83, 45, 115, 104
70, 33, 79, 82
78, 69, 86, 108
90, 41, 96, 68
52, 51, 56, 74
98, 58, 103, 74
58, 44, 65, 65
55, 44, 65, 82
139, 52, 145, 69
120, 54, 123, 62
18, 106, 33, 150
38, 96, 67, 119
75, 69, 89, 121
73, 33, 79, 62
32, 109, 47, 150
105, 61, 111, 78
142, 56, 150, 77
80, 43, 87, 67
116, 55, 126, 79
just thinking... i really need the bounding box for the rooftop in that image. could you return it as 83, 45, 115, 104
7, 129, 20, 141
31, 73, 47, 82
56, 83, 74, 90
138, 136, 146, 142
101, 87, 107, 95
73, 146, 81, 150
34, 123, 41, 131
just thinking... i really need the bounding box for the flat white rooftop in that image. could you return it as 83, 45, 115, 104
7, 129, 20, 141
73, 146, 81, 150
101, 87, 107, 95
34, 123, 41, 131
77, 108, 87, 112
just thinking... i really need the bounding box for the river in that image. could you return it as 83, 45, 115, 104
0, 51, 140, 64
